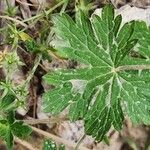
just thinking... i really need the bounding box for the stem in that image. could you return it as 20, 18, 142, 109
0, 15, 27, 27
23, 116, 68, 125
15, 137, 38, 150
115, 65, 150, 72
8, 55, 42, 105
60, 0, 69, 14
0, 0, 65, 31
23, 54, 42, 87
5, 0, 10, 8
74, 134, 86, 150
23, 118, 56, 125
22, 0, 65, 23
31, 126, 89, 150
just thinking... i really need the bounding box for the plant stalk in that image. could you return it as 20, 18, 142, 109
74, 134, 86, 150
115, 64, 150, 72
23, 54, 42, 87
22, 0, 65, 23
0, 15, 27, 27
15, 137, 38, 150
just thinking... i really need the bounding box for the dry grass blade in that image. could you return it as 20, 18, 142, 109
19, 0, 32, 19
16, 0, 37, 6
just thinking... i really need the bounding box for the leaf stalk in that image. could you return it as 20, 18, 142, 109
115, 65, 150, 72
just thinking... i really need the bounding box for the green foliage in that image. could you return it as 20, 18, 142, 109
0, 0, 71, 149
43, 4, 150, 141
0, 112, 32, 149
5, 6, 18, 17
0, 92, 16, 112
24, 39, 52, 62
11, 121, 32, 138
4, 0, 18, 16
43, 139, 65, 150
18, 28, 52, 62
0, 91, 32, 149
0, 46, 32, 149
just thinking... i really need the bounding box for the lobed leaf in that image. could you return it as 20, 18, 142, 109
43, 4, 150, 141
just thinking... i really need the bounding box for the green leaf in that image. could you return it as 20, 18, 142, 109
59, 144, 65, 150
0, 120, 13, 149
116, 21, 135, 49
113, 15, 122, 37
0, 120, 10, 139
43, 82, 74, 115
7, 111, 15, 124
24, 40, 52, 62
0, 92, 16, 111
43, 4, 150, 142
43, 139, 57, 150
132, 21, 150, 59
5, 130, 13, 150
11, 121, 32, 138
103, 135, 110, 146
43, 140, 57, 150
119, 72, 150, 124
43, 139, 65, 150
0, 119, 31, 149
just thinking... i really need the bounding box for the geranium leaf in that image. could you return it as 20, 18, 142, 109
43, 4, 150, 141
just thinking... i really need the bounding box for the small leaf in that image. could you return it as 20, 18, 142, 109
43, 139, 57, 150
0, 92, 16, 111
0, 120, 13, 149
59, 144, 65, 150
0, 120, 10, 139
103, 135, 110, 146
7, 111, 15, 125
43, 139, 65, 150
25, 40, 39, 52
11, 121, 32, 138
19, 32, 32, 41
